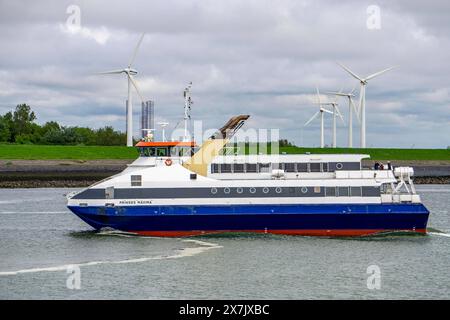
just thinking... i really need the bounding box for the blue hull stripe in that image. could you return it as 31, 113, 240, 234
68, 203, 429, 232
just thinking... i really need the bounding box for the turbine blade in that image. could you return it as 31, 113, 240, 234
313, 102, 333, 105
336, 62, 363, 81
128, 33, 145, 68
326, 91, 347, 97
304, 111, 320, 126
128, 74, 144, 102
334, 87, 343, 104
96, 69, 125, 75
335, 105, 345, 123
315, 86, 321, 105
365, 66, 397, 81
350, 98, 360, 123
321, 108, 333, 115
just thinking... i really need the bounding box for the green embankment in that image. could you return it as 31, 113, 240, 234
0, 144, 138, 160
0, 144, 449, 161
276, 147, 450, 161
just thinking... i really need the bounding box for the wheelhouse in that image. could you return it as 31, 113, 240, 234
135, 141, 197, 158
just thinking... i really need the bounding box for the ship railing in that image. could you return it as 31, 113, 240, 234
335, 170, 394, 180
221, 146, 240, 155
380, 167, 420, 203
381, 193, 421, 203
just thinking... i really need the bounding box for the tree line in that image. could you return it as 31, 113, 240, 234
0, 104, 127, 145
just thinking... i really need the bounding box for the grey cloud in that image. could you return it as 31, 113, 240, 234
0, 0, 449, 147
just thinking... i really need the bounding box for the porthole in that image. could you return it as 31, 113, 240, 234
249, 187, 256, 194
237, 187, 243, 194
224, 187, 231, 194
275, 187, 282, 194
301, 187, 308, 194
262, 187, 269, 194
211, 187, 218, 194
336, 162, 343, 170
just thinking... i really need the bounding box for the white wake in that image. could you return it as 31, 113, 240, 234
0, 239, 222, 276
428, 232, 450, 238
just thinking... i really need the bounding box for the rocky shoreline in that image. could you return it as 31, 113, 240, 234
1, 176, 449, 188
0, 159, 449, 188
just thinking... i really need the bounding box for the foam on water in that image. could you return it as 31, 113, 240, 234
428, 232, 450, 238
0, 211, 67, 215
415, 189, 450, 193
0, 238, 222, 276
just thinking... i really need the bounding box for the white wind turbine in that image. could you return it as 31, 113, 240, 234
326, 88, 359, 148
304, 87, 333, 148
317, 92, 345, 149
97, 33, 146, 147
337, 62, 396, 148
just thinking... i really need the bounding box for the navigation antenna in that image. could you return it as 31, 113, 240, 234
183, 82, 193, 141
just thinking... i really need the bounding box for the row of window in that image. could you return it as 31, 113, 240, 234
138, 147, 194, 157
207, 186, 364, 196
210, 162, 359, 174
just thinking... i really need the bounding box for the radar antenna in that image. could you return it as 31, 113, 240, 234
183, 82, 193, 141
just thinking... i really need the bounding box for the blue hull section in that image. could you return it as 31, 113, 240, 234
68, 203, 430, 236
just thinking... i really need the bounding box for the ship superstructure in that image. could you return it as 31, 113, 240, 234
67, 115, 429, 237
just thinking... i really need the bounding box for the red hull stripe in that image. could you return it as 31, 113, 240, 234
130, 229, 427, 237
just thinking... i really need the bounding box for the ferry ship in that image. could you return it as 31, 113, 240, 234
67, 115, 430, 237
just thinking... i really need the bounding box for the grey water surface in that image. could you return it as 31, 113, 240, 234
0, 185, 449, 299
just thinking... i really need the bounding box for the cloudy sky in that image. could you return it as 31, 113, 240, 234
0, 0, 449, 148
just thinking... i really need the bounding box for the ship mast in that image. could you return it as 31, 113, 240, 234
183, 82, 193, 141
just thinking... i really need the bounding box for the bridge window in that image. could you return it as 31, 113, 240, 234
156, 148, 168, 157
338, 187, 349, 197
221, 164, 232, 173
131, 175, 142, 187
246, 163, 257, 173
350, 187, 362, 197
310, 163, 321, 172
325, 187, 336, 196
362, 186, 381, 196
211, 164, 219, 174
140, 147, 156, 157
284, 163, 296, 172
234, 164, 245, 173
259, 163, 271, 173
297, 163, 308, 172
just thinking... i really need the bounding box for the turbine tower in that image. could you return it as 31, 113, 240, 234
327, 98, 345, 149
337, 62, 396, 148
97, 33, 146, 147
314, 88, 344, 148
326, 88, 359, 148
304, 87, 333, 148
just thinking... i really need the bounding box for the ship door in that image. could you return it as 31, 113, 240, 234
105, 186, 114, 199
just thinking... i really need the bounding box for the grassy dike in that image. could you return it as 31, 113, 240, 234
0, 144, 449, 161
0, 144, 138, 160
0, 144, 449, 187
